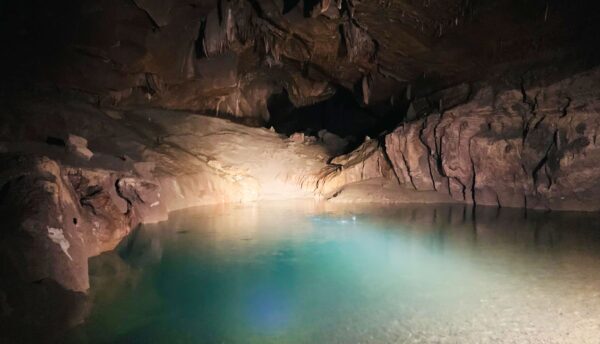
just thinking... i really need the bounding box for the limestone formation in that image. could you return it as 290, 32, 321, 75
384, 67, 600, 211
5, 0, 597, 125
315, 139, 394, 197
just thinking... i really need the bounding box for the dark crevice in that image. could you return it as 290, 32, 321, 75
459, 178, 467, 202
561, 96, 572, 118
520, 75, 540, 142
266, 87, 376, 139
432, 114, 447, 178
194, 19, 207, 58
519, 75, 529, 103
80, 203, 97, 216
79, 185, 103, 215
531, 130, 558, 190
532, 114, 546, 130
377, 136, 402, 186
467, 137, 477, 206
400, 150, 418, 190
0, 181, 10, 203
417, 119, 437, 190
303, 0, 321, 17
283, 0, 301, 14
115, 179, 133, 216
46, 136, 65, 147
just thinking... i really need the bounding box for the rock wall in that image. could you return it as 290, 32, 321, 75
2, 67, 600, 322
314, 138, 395, 197
0, 95, 334, 342
2, 66, 600, 341
0, 98, 332, 290
385, 67, 600, 211
0, 153, 265, 341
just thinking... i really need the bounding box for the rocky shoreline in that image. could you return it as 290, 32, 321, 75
2, 66, 600, 342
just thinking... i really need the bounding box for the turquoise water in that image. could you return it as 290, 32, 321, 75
66, 202, 600, 343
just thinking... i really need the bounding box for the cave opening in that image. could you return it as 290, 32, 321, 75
266, 87, 374, 137
266, 85, 408, 154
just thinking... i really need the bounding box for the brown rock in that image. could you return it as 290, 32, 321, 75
384, 67, 600, 211
316, 139, 395, 196
66, 134, 93, 161
290, 132, 305, 143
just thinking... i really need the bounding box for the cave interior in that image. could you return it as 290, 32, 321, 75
1, 0, 600, 342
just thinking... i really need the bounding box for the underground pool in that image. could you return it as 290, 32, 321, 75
63, 202, 600, 343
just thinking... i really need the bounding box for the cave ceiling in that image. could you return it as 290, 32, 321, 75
1, 0, 599, 121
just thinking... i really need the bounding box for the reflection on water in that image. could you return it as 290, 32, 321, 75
66, 202, 600, 343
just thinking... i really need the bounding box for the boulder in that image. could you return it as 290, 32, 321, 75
66, 135, 93, 161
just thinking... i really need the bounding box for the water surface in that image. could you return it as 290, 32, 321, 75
66, 202, 600, 343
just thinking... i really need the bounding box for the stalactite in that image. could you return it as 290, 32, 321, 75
362, 75, 371, 105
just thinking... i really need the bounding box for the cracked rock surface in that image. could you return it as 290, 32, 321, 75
384, 67, 600, 211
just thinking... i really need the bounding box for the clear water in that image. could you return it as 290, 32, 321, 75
66, 202, 600, 343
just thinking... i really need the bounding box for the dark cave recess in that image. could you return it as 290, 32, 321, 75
266, 86, 408, 139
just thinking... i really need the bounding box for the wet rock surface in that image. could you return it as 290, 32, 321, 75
384, 67, 600, 211
0, 94, 332, 342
